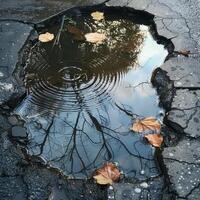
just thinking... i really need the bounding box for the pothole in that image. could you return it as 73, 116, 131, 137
15, 6, 170, 179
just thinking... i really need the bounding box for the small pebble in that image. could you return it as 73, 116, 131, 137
8, 115, 18, 125
11, 126, 27, 138
134, 188, 142, 193
140, 182, 149, 188
109, 186, 113, 190
140, 170, 145, 175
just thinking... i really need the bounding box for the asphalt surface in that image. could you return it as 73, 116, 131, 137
0, 0, 200, 199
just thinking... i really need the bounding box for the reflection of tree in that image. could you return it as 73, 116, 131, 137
23, 12, 159, 179
77, 18, 144, 75
27, 104, 159, 179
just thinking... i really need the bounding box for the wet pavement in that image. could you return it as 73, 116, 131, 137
0, 0, 200, 199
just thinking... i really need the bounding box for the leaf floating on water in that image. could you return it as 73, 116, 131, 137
67, 25, 85, 41
91, 11, 104, 21
93, 162, 120, 185
131, 117, 161, 133
144, 134, 163, 147
85, 32, 106, 44
38, 32, 54, 43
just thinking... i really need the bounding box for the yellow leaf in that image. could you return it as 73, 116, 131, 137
38, 32, 54, 43
131, 117, 161, 133
93, 162, 120, 185
93, 174, 113, 185
85, 32, 106, 44
91, 11, 104, 21
144, 134, 163, 147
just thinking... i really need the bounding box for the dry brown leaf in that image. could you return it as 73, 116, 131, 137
177, 50, 190, 57
131, 117, 161, 133
38, 32, 54, 43
91, 11, 104, 21
85, 32, 106, 44
93, 162, 120, 185
67, 25, 84, 41
144, 134, 163, 147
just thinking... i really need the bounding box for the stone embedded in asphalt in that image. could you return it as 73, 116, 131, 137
11, 126, 27, 138
8, 115, 19, 126
140, 182, 149, 188
0, 21, 33, 105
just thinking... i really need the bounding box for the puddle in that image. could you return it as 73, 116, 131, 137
15, 7, 168, 180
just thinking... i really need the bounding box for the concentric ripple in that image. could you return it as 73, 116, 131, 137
25, 50, 122, 111
58, 66, 83, 82
24, 18, 144, 112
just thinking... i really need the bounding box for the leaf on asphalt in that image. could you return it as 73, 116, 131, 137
38, 32, 54, 43
144, 134, 163, 147
67, 25, 85, 41
93, 162, 120, 185
131, 117, 161, 133
91, 11, 104, 21
85, 32, 106, 44
177, 50, 190, 57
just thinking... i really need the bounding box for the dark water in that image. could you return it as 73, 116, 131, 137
15, 11, 167, 179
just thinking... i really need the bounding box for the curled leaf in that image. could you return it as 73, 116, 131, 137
85, 32, 106, 44
38, 32, 54, 43
91, 11, 104, 21
93, 162, 120, 185
131, 117, 161, 133
177, 50, 190, 57
144, 134, 163, 147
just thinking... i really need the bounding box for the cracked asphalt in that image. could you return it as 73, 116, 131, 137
0, 0, 200, 199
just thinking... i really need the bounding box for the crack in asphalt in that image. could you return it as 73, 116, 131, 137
185, 183, 200, 198
164, 157, 200, 166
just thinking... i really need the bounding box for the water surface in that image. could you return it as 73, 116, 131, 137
15, 10, 168, 179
